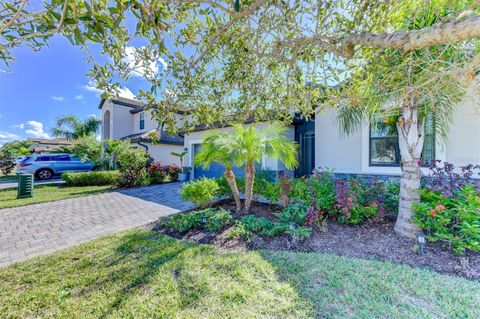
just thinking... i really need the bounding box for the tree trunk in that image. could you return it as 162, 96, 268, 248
243, 161, 255, 213
395, 105, 425, 238
225, 169, 242, 213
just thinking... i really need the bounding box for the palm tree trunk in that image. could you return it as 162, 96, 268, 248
243, 161, 255, 213
395, 104, 425, 238
225, 169, 242, 213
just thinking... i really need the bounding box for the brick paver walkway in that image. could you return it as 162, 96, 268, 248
0, 182, 193, 267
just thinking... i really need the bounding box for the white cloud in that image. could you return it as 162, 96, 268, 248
25, 120, 49, 139
51, 96, 65, 102
0, 131, 20, 140
74, 94, 85, 100
0, 131, 21, 148
82, 81, 136, 99
116, 87, 136, 99
82, 81, 103, 94
124, 46, 167, 77
12, 123, 25, 129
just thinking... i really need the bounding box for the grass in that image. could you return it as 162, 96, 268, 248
0, 184, 114, 209
0, 230, 478, 319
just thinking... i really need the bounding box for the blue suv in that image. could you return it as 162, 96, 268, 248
17, 154, 94, 180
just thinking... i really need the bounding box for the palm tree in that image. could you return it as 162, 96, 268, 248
51, 115, 101, 140
334, 5, 466, 238
235, 124, 298, 213
196, 123, 298, 213
194, 132, 243, 213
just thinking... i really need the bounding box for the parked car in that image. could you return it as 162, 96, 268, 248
16, 154, 94, 180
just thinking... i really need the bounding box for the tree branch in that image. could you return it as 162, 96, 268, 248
280, 14, 480, 56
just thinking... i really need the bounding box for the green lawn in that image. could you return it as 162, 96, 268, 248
0, 230, 478, 318
0, 184, 114, 209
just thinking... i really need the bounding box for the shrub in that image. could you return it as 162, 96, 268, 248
261, 181, 280, 202
116, 168, 151, 188
286, 226, 312, 241
116, 149, 149, 172
275, 203, 309, 225
147, 162, 168, 183
160, 208, 234, 233
413, 185, 480, 253
425, 161, 480, 198
215, 176, 232, 196
227, 222, 253, 240
335, 178, 379, 224
180, 178, 219, 207
115, 149, 150, 188
239, 215, 289, 237
166, 164, 182, 181
70, 137, 102, 167
384, 182, 400, 214
62, 170, 120, 186
204, 208, 234, 232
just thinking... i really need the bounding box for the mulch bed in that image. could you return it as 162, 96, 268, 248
152, 199, 480, 280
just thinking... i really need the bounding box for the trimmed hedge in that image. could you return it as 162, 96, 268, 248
62, 170, 120, 186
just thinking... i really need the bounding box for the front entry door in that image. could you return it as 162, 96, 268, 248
295, 120, 315, 177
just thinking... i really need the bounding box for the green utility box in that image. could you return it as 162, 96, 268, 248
17, 174, 34, 199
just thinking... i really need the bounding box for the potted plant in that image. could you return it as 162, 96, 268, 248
171, 150, 189, 181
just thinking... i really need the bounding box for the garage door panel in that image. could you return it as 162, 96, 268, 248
192, 143, 244, 179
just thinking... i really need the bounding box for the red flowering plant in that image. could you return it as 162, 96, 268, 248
334, 178, 379, 225
166, 164, 182, 181
413, 185, 480, 253
147, 162, 168, 184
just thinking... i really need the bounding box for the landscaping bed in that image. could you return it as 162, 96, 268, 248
154, 199, 480, 280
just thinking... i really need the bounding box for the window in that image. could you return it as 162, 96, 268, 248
369, 115, 435, 166
51, 155, 71, 161
35, 156, 52, 162
139, 112, 145, 130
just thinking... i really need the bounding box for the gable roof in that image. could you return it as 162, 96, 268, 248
121, 130, 184, 145
98, 97, 144, 109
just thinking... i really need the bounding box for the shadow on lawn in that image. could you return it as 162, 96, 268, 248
86, 231, 310, 318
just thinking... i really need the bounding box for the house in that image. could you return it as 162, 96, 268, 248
28, 138, 73, 153
101, 90, 480, 179
184, 90, 480, 180
99, 97, 186, 166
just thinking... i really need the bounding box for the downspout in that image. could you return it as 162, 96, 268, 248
138, 142, 149, 151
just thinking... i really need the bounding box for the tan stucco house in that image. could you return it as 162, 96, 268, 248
101, 91, 480, 179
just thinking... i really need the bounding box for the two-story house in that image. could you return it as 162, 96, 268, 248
99, 97, 186, 166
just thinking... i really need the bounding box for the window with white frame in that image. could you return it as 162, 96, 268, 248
139, 112, 145, 130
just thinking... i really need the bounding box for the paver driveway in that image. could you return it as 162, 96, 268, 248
0, 182, 193, 267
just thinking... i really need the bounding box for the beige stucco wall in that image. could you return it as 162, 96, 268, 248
444, 91, 480, 165
315, 90, 480, 175
182, 123, 295, 178
141, 143, 185, 166
314, 110, 363, 173
101, 100, 134, 141
132, 111, 190, 134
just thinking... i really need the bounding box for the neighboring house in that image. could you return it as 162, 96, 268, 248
102, 90, 480, 179
28, 138, 73, 153
99, 97, 186, 165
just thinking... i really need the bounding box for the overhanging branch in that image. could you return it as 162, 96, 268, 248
280, 14, 480, 56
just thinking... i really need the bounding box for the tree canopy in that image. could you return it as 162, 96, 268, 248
2, 0, 480, 131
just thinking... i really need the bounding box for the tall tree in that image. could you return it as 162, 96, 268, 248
2, 0, 480, 235
51, 115, 101, 140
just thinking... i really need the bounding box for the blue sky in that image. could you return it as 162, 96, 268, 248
0, 35, 154, 146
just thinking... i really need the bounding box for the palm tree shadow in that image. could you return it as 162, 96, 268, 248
76, 232, 195, 318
